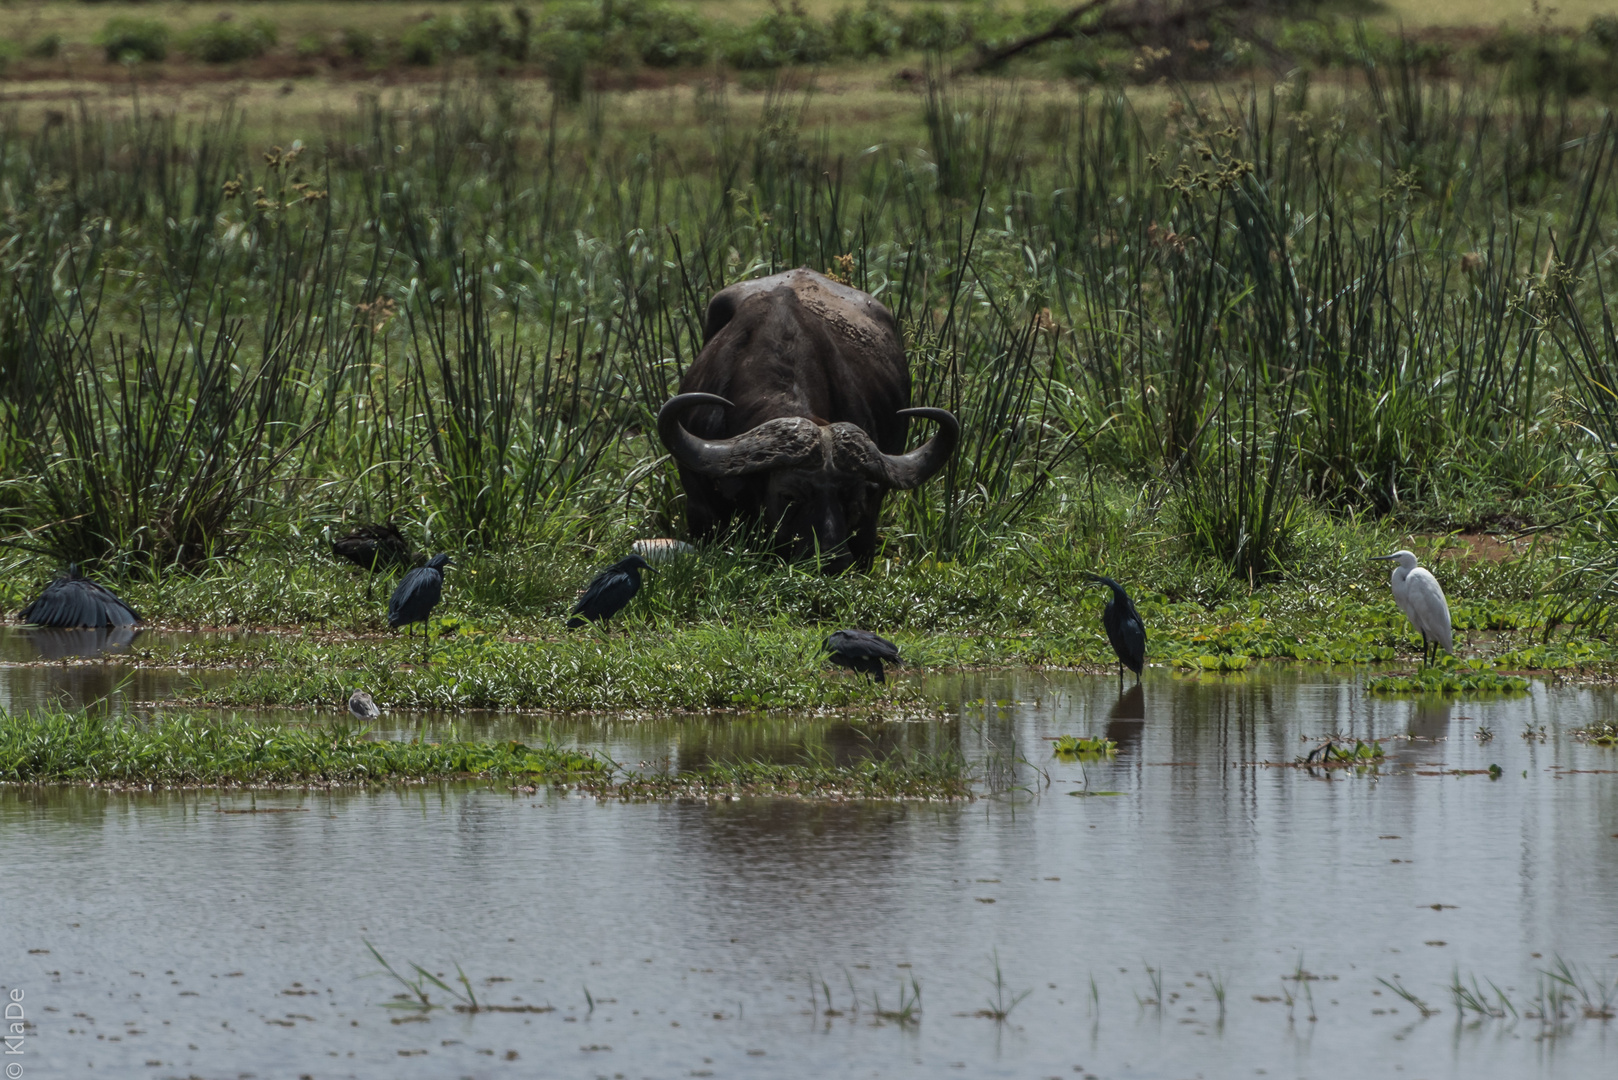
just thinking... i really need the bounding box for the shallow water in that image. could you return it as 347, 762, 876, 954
4, 667, 1618, 1079
0, 626, 249, 715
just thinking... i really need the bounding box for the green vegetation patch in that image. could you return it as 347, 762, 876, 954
1573, 722, 1618, 746
173, 623, 915, 713
1299, 739, 1386, 766
0, 707, 607, 786
97, 16, 169, 63
0, 707, 969, 797
1051, 734, 1116, 759
1366, 664, 1532, 696
183, 17, 277, 64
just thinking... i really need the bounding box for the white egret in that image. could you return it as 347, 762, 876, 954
1374, 550, 1453, 666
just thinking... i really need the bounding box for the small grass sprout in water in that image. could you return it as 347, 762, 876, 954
977, 950, 1031, 1022
1377, 976, 1439, 1018
1449, 969, 1517, 1020
365, 941, 480, 1014
871, 977, 922, 1025
1538, 955, 1618, 1021
1050, 734, 1117, 759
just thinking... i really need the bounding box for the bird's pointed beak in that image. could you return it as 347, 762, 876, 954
1371, 554, 1397, 561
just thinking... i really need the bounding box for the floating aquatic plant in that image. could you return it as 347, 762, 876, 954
1366, 663, 1530, 696
1051, 734, 1117, 759
1573, 722, 1618, 746
1299, 739, 1385, 766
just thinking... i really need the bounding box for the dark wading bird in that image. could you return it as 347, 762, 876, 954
1085, 574, 1145, 689
388, 554, 453, 661
348, 690, 380, 721
657, 269, 959, 573
332, 523, 414, 598
823, 629, 900, 683
19, 565, 142, 628
567, 555, 652, 630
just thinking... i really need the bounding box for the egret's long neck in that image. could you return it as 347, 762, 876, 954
1391, 565, 1410, 585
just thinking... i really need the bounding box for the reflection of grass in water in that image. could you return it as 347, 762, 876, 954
603, 747, 971, 801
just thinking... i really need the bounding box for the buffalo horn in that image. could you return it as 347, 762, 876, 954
657, 393, 822, 477
831, 407, 960, 489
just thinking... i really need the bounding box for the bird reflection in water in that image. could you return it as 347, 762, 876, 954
1104, 682, 1146, 755
1407, 695, 1453, 741
28, 626, 143, 661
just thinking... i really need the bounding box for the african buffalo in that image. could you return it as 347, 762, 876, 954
656, 268, 958, 572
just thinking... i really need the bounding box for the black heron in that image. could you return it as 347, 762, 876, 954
348, 690, 380, 721
567, 555, 652, 630
1085, 574, 1145, 688
333, 523, 414, 599
388, 553, 453, 661
19, 565, 142, 628
332, 523, 413, 572
823, 629, 900, 683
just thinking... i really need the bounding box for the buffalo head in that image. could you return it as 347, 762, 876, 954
658, 392, 959, 568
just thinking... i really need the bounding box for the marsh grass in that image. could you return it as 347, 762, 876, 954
0, 64, 1614, 635
0, 705, 971, 796
0, 706, 609, 785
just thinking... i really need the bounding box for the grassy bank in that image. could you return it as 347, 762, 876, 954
0, 706, 972, 795
0, 706, 609, 784
3, 33, 1618, 689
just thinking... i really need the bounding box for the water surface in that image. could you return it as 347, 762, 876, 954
3, 667, 1617, 1079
